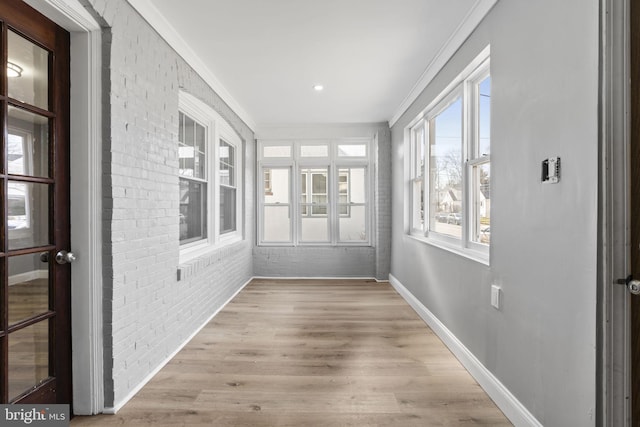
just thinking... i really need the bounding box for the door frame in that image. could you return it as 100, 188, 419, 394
601, 0, 631, 425
23, 0, 104, 415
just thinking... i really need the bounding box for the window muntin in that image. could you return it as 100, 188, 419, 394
259, 139, 372, 246
179, 111, 208, 244
408, 54, 490, 260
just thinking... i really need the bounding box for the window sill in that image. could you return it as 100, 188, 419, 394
406, 234, 489, 266
179, 234, 243, 266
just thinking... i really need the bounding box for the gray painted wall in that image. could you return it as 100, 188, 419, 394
83, 0, 255, 409
253, 123, 391, 280
390, 1, 599, 426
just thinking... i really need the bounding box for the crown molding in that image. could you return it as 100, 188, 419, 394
126, 0, 256, 131
388, 0, 499, 127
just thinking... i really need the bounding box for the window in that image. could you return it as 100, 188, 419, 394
258, 139, 372, 246
179, 92, 243, 258
408, 51, 490, 261
219, 139, 236, 234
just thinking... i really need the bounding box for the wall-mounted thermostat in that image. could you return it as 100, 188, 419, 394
542, 157, 561, 184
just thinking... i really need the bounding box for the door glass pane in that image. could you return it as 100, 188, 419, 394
8, 253, 49, 325
8, 30, 49, 110
263, 206, 290, 242
8, 321, 50, 401
8, 182, 50, 250
8, 106, 49, 178
339, 205, 367, 242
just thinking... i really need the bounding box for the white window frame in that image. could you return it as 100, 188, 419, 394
407, 48, 490, 264
179, 91, 243, 263
258, 138, 373, 247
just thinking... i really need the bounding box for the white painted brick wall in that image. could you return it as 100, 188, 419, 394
84, 0, 255, 409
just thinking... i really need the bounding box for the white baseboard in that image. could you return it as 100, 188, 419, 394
252, 275, 389, 283
103, 276, 254, 414
388, 274, 542, 427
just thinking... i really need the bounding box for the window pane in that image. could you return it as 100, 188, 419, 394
184, 115, 195, 146
180, 179, 207, 244
300, 145, 328, 157
264, 206, 290, 242
340, 168, 365, 203
265, 168, 289, 203
428, 97, 462, 240
478, 76, 491, 156
220, 186, 236, 234
338, 144, 366, 157
474, 163, 491, 244
339, 205, 367, 242
263, 145, 291, 158
196, 123, 206, 153
301, 216, 329, 242
179, 112, 206, 180
220, 140, 234, 186
412, 179, 424, 232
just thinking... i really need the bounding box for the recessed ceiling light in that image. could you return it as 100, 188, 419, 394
313, 84, 324, 92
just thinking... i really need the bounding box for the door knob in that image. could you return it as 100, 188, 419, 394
55, 250, 76, 265
629, 280, 640, 295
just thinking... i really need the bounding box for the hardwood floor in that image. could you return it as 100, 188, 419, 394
72, 279, 512, 426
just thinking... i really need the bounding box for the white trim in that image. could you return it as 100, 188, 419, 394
103, 276, 254, 414
389, 0, 498, 127
24, 0, 105, 415
126, 0, 256, 131
388, 274, 543, 427
601, 0, 631, 425
8, 269, 48, 286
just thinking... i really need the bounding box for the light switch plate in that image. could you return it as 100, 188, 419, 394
491, 285, 501, 310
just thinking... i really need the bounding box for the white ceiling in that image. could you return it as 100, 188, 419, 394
130, 0, 493, 130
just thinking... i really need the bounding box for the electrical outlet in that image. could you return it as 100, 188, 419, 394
491, 285, 501, 310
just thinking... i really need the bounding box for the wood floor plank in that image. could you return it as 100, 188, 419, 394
71, 279, 511, 426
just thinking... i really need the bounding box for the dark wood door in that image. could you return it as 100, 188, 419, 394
632, 0, 640, 423
0, 0, 71, 405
